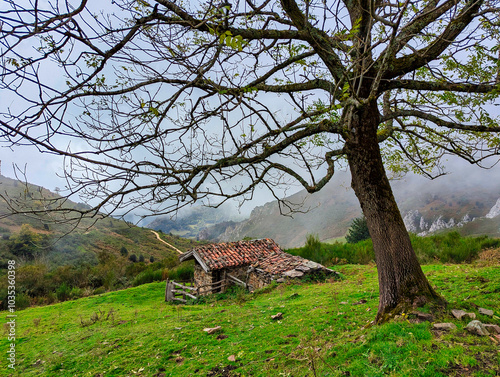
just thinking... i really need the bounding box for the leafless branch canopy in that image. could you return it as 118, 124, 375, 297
1, 0, 499, 220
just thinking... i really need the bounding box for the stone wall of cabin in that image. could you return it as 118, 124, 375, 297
194, 263, 212, 288
247, 269, 272, 291
194, 263, 256, 295
194, 262, 300, 294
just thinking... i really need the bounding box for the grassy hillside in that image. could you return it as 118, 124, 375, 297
0, 175, 198, 260
0, 175, 202, 308
2, 260, 499, 376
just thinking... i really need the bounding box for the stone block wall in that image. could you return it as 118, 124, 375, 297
194, 264, 212, 289
247, 270, 271, 291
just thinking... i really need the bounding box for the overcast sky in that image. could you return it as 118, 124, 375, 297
1, 1, 500, 221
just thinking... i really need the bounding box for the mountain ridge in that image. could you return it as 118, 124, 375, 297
193, 170, 500, 248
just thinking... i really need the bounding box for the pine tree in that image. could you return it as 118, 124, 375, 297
346, 217, 371, 244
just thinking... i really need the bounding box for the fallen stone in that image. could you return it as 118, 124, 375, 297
466, 320, 490, 336
283, 270, 304, 278
276, 278, 285, 283
433, 323, 457, 331
451, 309, 475, 320
295, 265, 311, 272
304, 260, 322, 269
479, 308, 494, 316
227, 355, 236, 362
484, 324, 500, 334
271, 312, 283, 320
451, 309, 467, 320
203, 326, 222, 334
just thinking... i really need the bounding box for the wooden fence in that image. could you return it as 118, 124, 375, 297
165, 274, 248, 303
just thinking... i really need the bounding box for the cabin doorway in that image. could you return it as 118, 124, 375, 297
212, 270, 222, 293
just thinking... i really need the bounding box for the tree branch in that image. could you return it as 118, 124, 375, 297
382, 110, 500, 132
385, 0, 485, 79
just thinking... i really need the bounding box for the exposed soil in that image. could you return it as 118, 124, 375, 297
440, 352, 499, 376
206, 365, 240, 377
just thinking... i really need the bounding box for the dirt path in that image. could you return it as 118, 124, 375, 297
150, 230, 183, 255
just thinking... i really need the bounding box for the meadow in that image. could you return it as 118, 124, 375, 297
1, 257, 499, 376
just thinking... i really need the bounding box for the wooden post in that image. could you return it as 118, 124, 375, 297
165, 280, 175, 302
165, 279, 168, 302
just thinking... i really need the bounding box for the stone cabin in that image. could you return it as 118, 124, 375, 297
179, 238, 336, 294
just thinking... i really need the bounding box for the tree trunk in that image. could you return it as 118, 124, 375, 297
345, 101, 446, 323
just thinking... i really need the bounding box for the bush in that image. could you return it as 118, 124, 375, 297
120, 246, 128, 256
93, 287, 106, 295
139, 255, 145, 263
56, 283, 72, 302
301, 234, 323, 262
149, 255, 155, 263
167, 264, 194, 281
128, 254, 137, 263
346, 216, 371, 244
132, 269, 163, 286
70, 287, 83, 299
15, 293, 31, 310
8, 224, 43, 260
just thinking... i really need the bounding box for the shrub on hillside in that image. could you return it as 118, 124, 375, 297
167, 264, 194, 281
120, 246, 128, 256
346, 217, 371, 244
132, 269, 163, 286
289, 231, 496, 266
300, 234, 323, 262
125, 262, 147, 277
14, 293, 31, 310
56, 282, 71, 302
8, 224, 43, 260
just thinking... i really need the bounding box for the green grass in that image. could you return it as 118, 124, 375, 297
1, 262, 499, 376
287, 232, 500, 266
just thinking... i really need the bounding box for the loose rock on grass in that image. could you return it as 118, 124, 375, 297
271, 313, 283, 320
203, 326, 222, 334
466, 320, 490, 336
479, 308, 494, 316
451, 309, 476, 320
433, 323, 457, 331
484, 324, 500, 334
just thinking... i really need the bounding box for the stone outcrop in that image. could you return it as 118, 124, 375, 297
485, 198, 500, 218
403, 211, 473, 236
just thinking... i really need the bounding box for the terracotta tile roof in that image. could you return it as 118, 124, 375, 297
180, 238, 283, 271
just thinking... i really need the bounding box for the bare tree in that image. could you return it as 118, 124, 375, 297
1, 0, 499, 322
